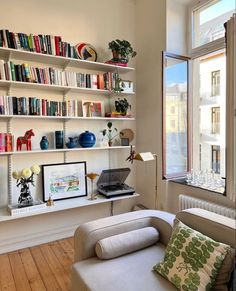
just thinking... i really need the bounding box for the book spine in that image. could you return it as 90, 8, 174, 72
0, 133, 6, 152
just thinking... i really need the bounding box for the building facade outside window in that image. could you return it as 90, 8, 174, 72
211, 70, 220, 96
189, 0, 235, 182
212, 145, 221, 174
211, 106, 220, 134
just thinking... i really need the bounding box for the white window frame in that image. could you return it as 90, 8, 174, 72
188, 0, 233, 192
188, 0, 226, 58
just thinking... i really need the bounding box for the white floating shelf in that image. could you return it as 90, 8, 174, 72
0, 79, 135, 95
0, 115, 135, 121
0, 193, 140, 222
0, 47, 135, 73
0, 145, 134, 156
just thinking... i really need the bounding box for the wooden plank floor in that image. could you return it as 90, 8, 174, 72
0, 237, 74, 291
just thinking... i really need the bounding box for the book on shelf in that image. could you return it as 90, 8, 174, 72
0, 132, 14, 152
8, 200, 46, 216
0, 29, 80, 59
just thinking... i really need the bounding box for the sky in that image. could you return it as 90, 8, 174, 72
166, 61, 187, 86
200, 0, 235, 24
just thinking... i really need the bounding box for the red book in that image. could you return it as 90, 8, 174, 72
5, 133, 13, 152
97, 74, 105, 90
54, 36, 61, 56
33, 35, 41, 53
0, 133, 6, 152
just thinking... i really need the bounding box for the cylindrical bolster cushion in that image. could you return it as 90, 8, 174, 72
95, 226, 159, 260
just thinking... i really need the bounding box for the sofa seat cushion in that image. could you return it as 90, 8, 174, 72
71, 243, 177, 291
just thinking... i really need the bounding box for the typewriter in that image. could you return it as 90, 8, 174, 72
97, 168, 135, 198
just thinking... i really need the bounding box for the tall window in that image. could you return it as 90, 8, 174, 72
162, 53, 190, 178
211, 107, 220, 134
162, 0, 235, 188
212, 145, 221, 173
211, 70, 220, 96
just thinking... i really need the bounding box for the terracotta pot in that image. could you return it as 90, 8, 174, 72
112, 50, 121, 61
108, 141, 112, 147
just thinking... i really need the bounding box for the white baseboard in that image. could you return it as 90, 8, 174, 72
0, 224, 78, 254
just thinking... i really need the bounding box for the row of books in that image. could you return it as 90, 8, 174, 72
0, 133, 13, 152
0, 96, 84, 117
0, 29, 79, 58
0, 60, 119, 90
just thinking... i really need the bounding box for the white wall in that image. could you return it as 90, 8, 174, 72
167, 0, 188, 55
135, 0, 167, 210
0, 0, 138, 252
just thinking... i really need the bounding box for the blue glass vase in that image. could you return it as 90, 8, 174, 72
79, 131, 96, 148
66, 137, 77, 149
40, 136, 49, 150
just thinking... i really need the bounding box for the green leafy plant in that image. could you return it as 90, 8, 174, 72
102, 122, 123, 146
115, 98, 131, 115
108, 39, 137, 63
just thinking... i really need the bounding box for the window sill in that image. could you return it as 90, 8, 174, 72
169, 177, 225, 195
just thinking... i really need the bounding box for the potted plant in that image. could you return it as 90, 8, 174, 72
115, 98, 131, 116
102, 122, 120, 147
108, 39, 137, 64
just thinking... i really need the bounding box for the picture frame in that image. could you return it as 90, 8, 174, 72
42, 162, 87, 202
81, 100, 104, 117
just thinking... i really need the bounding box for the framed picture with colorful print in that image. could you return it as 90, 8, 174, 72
42, 162, 87, 202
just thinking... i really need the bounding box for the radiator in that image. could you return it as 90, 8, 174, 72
179, 194, 236, 219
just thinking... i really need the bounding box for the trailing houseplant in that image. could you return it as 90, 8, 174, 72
108, 39, 137, 64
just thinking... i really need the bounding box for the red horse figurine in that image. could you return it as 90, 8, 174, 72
17, 129, 35, 151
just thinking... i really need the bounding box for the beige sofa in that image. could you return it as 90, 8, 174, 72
71, 208, 235, 291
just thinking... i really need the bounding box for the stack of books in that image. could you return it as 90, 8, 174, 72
0, 29, 79, 59
8, 200, 46, 216
0, 95, 83, 117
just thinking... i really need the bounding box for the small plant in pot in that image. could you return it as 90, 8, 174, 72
108, 39, 137, 64
102, 122, 120, 147
115, 98, 131, 116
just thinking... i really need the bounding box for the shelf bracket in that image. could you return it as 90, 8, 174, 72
63, 60, 72, 70
110, 201, 114, 216
7, 119, 13, 204
7, 84, 12, 96
63, 93, 68, 163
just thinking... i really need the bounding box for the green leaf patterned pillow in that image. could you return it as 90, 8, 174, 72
153, 221, 231, 291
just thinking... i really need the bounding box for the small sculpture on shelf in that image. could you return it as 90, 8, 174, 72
12, 165, 41, 207
17, 129, 35, 151
86, 173, 100, 200
83, 102, 94, 117
46, 194, 54, 206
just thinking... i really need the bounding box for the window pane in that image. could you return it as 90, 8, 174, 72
193, 0, 235, 48
193, 51, 225, 177
163, 54, 189, 177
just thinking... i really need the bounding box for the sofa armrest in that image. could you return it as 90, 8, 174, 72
74, 209, 175, 262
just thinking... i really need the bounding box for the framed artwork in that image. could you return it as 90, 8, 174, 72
42, 162, 87, 202
82, 100, 104, 117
